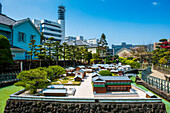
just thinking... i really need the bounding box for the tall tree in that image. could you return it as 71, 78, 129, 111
98, 33, 108, 59
43, 37, 55, 66
53, 41, 61, 65
28, 39, 37, 69
35, 45, 46, 67
60, 42, 68, 66
0, 35, 13, 73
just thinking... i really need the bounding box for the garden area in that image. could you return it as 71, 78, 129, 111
51, 76, 81, 85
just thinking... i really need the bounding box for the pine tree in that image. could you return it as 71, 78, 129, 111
98, 33, 108, 59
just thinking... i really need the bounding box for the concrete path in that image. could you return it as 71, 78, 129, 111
150, 69, 166, 80
74, 73, 94, 98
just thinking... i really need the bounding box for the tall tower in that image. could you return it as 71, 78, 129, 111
58, 5, 66, 42
0, 3, 2, 14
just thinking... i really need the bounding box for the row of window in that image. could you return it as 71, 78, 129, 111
43, 32, 62, 37
42, 27, 62, 33
18, 32, 36, 42
107, 87, 127, 90
106, 81, 131, 83
94, 83, 105, 85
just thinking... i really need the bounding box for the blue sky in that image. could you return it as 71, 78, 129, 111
1, 0, 170, 47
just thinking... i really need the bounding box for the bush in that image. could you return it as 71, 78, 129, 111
0, 35, 13, 72
37, 67, 54, 80
15, 69, 48, 94
48, 65, 65, 78
99, 70, 112, 76
92, 53, 100, 59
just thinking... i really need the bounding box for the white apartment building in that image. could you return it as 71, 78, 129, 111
32, 5, 66, 43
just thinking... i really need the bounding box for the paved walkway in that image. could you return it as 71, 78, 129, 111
150, 69, 166, 80
74, 73, 94, 98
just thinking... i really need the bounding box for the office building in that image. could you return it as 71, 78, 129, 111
32, 5, 66, 43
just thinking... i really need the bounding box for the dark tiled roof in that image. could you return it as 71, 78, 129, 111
92, 76, 131, 82
66, 40, 98, 48
13, 18, 29, 26
0, 14, 16, 26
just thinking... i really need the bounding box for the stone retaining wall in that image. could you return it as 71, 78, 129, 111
5, 99, 167, 113
136, 80, 170, 101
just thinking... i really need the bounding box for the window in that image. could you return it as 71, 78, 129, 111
31, 35, 36, 40
18, 32, 26, 42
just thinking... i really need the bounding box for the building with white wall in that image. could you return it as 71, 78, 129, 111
32, 5, 66, 43
65, 36, 76, 42
76, 36, 84, 41
87, 38, 99, 45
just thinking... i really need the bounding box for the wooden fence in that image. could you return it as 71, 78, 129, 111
141, 67, 170, 93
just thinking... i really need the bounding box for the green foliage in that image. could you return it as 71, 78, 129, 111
99, 70, 112, 76
0, 35, 13, 72
159, 56, 168, 64
119, 57, 140, 69
114, 55, 119, 59
15, 69, 48, 94
152, 48, 169, 65
48, 65, 65, 78
159, 39, 167, 42
84, 51, 92, 63
92, 53, 100, 59
98, 33, 108, 58
130, 76, 136, 83
37, 67, 54, 80
127, 57, 134, 60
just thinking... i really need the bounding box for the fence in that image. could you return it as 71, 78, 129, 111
0, 72, 20, 84
153, 65, 170, 74
1, 60, 87, 73
141, 67, 170, 93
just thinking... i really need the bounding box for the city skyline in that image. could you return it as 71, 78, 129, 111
1, 0, 170, 47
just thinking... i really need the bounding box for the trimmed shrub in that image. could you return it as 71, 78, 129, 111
99, 70, 112, 76
48, 65, 65, 78
15, 69, 48, 94
0, 35, 13, 72
37, 67, 54, 80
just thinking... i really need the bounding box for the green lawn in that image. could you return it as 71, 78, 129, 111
133, 83, 170, 113
0, 85, 24, 113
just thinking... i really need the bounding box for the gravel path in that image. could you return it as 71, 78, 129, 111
74, 73, 94, 98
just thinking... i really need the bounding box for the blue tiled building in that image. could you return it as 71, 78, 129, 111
0, 13, 41, 60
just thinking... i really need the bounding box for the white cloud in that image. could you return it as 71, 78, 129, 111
152, 2, 158, 6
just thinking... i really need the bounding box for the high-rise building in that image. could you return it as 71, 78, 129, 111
32, 5, 66, 43
58, 5, 66, 42
0, 3, 2, 14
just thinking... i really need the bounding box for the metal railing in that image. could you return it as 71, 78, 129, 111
141, 67, 170, 93
0, 72, 20, 84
